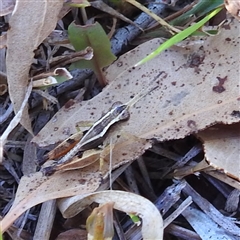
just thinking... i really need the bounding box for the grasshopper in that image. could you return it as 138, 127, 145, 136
41, 72, 162, 175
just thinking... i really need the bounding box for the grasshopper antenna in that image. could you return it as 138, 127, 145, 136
125, 72, 163, 108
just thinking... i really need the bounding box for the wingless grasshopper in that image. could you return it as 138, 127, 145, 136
39, 72, 163, 175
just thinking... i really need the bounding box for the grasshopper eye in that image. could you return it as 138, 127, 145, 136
115, 105, 130, 120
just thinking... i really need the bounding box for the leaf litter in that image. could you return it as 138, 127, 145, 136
1, 2, 240, 239
31, 17, 240, 239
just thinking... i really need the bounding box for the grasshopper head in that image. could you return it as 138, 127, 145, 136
110, 101, 130, 121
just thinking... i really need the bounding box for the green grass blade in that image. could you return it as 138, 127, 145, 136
135, 7, 223, 67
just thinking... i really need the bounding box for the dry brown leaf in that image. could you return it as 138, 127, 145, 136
0, 169, 101, 233
33, 18, 240, 148
197, 123, 240, 181
86, 202, 114, 239
6, 0, 64, 133
58, 190, 164, 240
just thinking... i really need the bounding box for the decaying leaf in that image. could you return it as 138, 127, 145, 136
6, 0, 64, 133
33, 18, 240, 150
32, 68, 73, 89
197, 123, 240, 181
68, 22, 117, 86
46, 46, 93, 71
0, 169, 102, 233
86, 202, 114, 240
58, 190, 164, 240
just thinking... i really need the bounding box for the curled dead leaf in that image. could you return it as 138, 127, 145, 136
58, 190, 164, 240
32, 68, 73, 88
86, 202, 114, 240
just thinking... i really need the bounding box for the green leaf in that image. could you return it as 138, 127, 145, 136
68, 22, 117, 86
129, 213, 141, 224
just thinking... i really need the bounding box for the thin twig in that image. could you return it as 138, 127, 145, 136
0, 82, 32, 163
